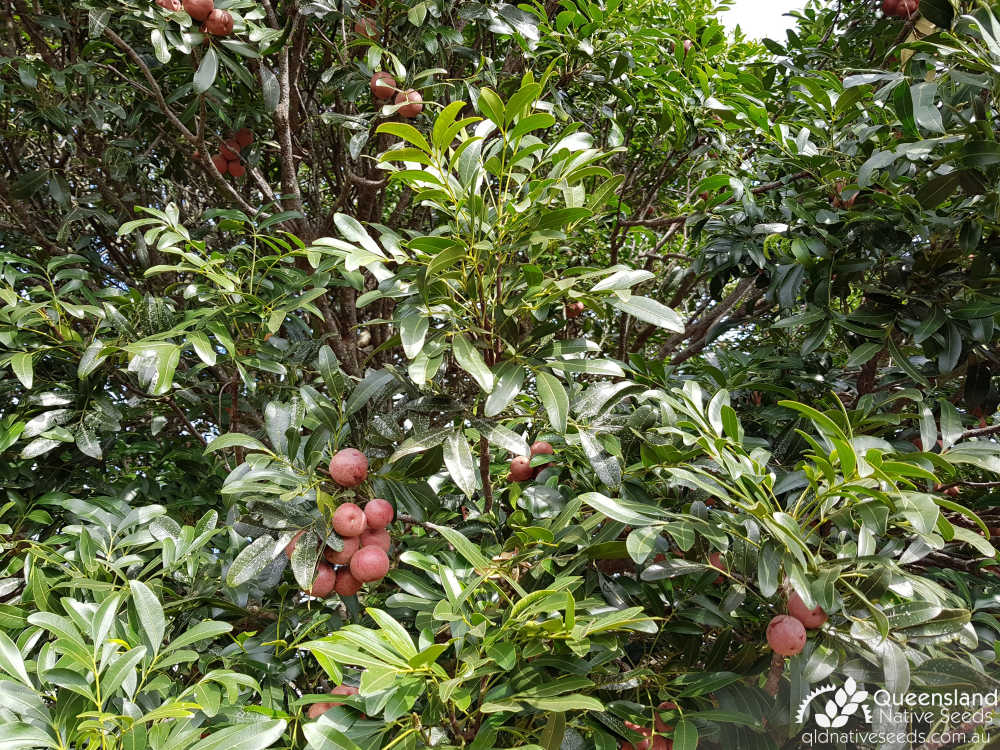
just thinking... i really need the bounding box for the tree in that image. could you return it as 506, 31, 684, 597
2, 0, 1000, 748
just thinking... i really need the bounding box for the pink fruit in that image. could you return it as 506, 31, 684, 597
364, 498, 394, 529
183, 0, 213, 22
309, 562, 336, 598
334, 570, 363, 596
211, 153, 228, 173
156, 0, 182, 10
370, 72, 396, 100
203, 8, 233, 36
227, 161, 245, 178
360, 527, 391, 552
787, 592, 828, 630
766, 614, 807, 656
328, 448, 369, 487
234, 128, 253, 148
509, 456, 533, 482
566, 301, 585, 318
654, 702, 676, 732
350, 545, 390, 582
285, 530, 305, 559
220, 140, 240, 160
330, 684, 359, 705
709, 552, 727, 583
682, 39, 693, 54
324, 535, 360, 565
307, 701, 332, 718
354, 18, 376, 38
333, 502, 367, 537
395, 89, 423, 118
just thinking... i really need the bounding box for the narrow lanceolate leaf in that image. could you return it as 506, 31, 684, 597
226, 535, 280, 587
579, 430, 621, 489
188, 331, 217, 366
475, 421, 529, 456
451, 334, 494, 393
938, 399, 963, 451
193, 46, 218, 93
400, 313, 429, 359
10, 352, 33, 388
78, 340, 108, 378
290, 531, 321, 591
0, 630, 31, 685
443, 431, 477, 497
204, 432, 270, 455
484, 362, 525, 417
129, 580, 165, 653
536, 370, 569, 433
672, 719, 699, 750
611, 296, 684, 332
189, 720, 288, 750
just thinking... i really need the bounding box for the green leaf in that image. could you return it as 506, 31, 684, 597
291, 530, 321, 591
130, 580, 165, 653
673, 719, 699, 750
577, 492, 662, 525
536, 371, 569, 434
484, 362, 525, 417
375, 122, 431, 153
400, 314, 429, 359
189, 720, 287, 750
611, 296, 684, 332
451, 334, 494, 393
476, 421, 529, 457
204, 432, 270, 455
226, 535, 279, 587
334, 213, 387, 261
938, 399, 962, 450
10, 352, 33, 389
194, 46, 218, 93
345, 369, 395, 416
443, 431, 477, 498
846, 342, 881, 368
0, 630, 31, 685
579, 431, 621, 489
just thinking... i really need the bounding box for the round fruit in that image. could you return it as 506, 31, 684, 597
329, 684, 359, 705
766, 614, 807, 656
307, 701, 332, 718
354, 18, 376, 38
183, 0, 213, 22
395, 89, 423, 118
360, 527, 391, 552
329, 448, 369, 487
211, 153, 228, 172
234, 128, 253, 148
324, 535, 360, 565
370, 72, 396, 99
309, 562, 337, 598
364, 498, 394, 529
566, 301, 585, 318
220, 140, 240, 160
285, 530, 305, 559
333, 502, 368, 537
350, 545, 390, 582
787, 592, 828, 630
203, 8, 233, 36
654, 702, 676, 732
509, 455, 533, 482
624, 722, 651, 750
227, 161, 245, 178
531, 441, 554, 457
334, 569, 363, 596
682, 39, 693, 53
898, 0, 917, 16
708, 551, 727, 583
156, 0, 182, 10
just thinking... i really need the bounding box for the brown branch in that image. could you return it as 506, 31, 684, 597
764, 651, 784, 697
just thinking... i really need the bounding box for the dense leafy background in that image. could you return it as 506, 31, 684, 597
3, 0, 1000, 748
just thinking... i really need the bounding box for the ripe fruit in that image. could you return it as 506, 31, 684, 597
360, 527, 391, 552
565, 301, 585, 318
395, 89, 423, 118
364, 498, 394, 529
220, 140, 240, 160
183, 0, 213, 22
309, 562, 337, 598
285, 530, 305, 559
682, 39, 693, 54
227, 161, 245, 178
332, 502, 368, 537
334, 570, 363, 596
203, 8, 233, 36
787, 592, 828, 630
654, 702, 676, 732
234, 128, 253, 148
156, 0, 182, 10
329, 448, 369, 487
307, 701, 332, 718
370, 72, 396, 100
509, 455, 533, 482
324, 535, 360, 565
708, 552, 727, 583
354, 18, 376, 38
211, 154, 228, 172
530, 440, 554, 476
766, 614, 807, 656
329, 684, 359, 705
350, 545, 390, 582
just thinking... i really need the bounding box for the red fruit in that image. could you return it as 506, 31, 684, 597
328, 448, 369, 487
395, 89, 423, 118
334, 569, 363, 597
565, 301, 585, 318
156, 0, 182, 10
309, 562, 337, 598
324, 535, 360, 565
624, 722, 652, 750
307, 701, 332, 718
203, 8, 233, 36
234, 128, 253, 148
330, 684, 359, 705
350, 545, 390, 582
709, 552, 727, 583
332, 502, 368, 537
509, 456, 533, 482
898, 0, 918, 16
183, 0, 213, 22
360, 527, 391, 552
364, 498, 394, 529
227, 161, 245, 178
766, 614, 807, 656
370, 72, 396, 100
285, 530, 305, 559
354, 18, 376, 38
220, 140, 240, 160
211, 153, 228, 172
787, 592, 828, 630
654, 702, 676, 732
531, 441, 554, 457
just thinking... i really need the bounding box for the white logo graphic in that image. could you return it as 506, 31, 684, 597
795, 677, 872, 728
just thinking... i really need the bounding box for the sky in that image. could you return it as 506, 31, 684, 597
718, 0, 806, 40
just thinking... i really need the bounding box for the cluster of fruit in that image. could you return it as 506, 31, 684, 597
203, 128, 253, 178
766, 592, 828, 656
155, 0, 234, 36
509, 440, 554, 482
365, 68, 422, 118
882, 0, 918, 19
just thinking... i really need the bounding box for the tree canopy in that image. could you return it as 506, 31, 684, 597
3, 0, 1000, 749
